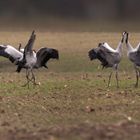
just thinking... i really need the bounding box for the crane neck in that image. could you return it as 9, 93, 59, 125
116, 41, 123, 55
116, 33, 125, 55
126, 41, 134, 52
125, 32, 134, 52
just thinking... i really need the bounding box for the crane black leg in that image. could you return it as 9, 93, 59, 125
31, 69, 38, 86
115, 67, 119, 88
22, 69, 30, 88
22, 69, 38, 88
31, 70, 36, 85
135, 68, 139, 88
108, 71, 113, 87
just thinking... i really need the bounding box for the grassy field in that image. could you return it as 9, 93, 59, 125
0, 32, 140, 140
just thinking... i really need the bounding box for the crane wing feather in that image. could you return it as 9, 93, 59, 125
0, 45, 23, 63
35, 47, 59, 68
24, 31, 36, 57
129, 51, 140, 66
99, 46, 120, 66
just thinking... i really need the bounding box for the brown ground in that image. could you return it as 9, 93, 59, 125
0, 121, 140, 140
0, 32, 140, 140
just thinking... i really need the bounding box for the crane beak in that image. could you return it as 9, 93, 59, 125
122, 31, 128, 43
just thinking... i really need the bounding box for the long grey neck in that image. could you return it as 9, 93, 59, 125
125, 33, 133, 52
126, 41, 133, 52
116, 34, 125, 55
116, 41, 123, 55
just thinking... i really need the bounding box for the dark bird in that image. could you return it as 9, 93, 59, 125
124, 32, 140, 87
88, 32, 125, 88
16, 31, 59, 87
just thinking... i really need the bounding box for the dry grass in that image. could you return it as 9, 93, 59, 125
0, 32, 140, 139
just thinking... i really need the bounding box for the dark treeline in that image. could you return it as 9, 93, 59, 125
0, 0, 86, 18
0, 0, 139, 20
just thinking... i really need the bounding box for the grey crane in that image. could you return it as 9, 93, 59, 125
16, 30, 37, 87
16, 31, 59, 87
0, 31, 59, 87
124, 32, 140, 87
88, 33, 125, 88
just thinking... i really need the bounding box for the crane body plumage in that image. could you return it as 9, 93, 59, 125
88, 33, 125, 87
125, 32, 140, 87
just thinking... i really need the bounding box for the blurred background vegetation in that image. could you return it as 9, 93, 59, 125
0, 0, 140, 31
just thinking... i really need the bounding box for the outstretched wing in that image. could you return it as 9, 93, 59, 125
16, 31, 36, 73
24, 30, 36, 57
0, 45, 23, 63
35, 47, 59, 68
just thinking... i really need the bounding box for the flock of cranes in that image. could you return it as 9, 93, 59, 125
0, 31, 140, 88
89, 31, 140, 88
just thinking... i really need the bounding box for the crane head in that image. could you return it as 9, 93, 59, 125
122, 31, 129, 43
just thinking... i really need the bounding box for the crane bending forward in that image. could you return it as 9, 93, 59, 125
88, 32, 125, 88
